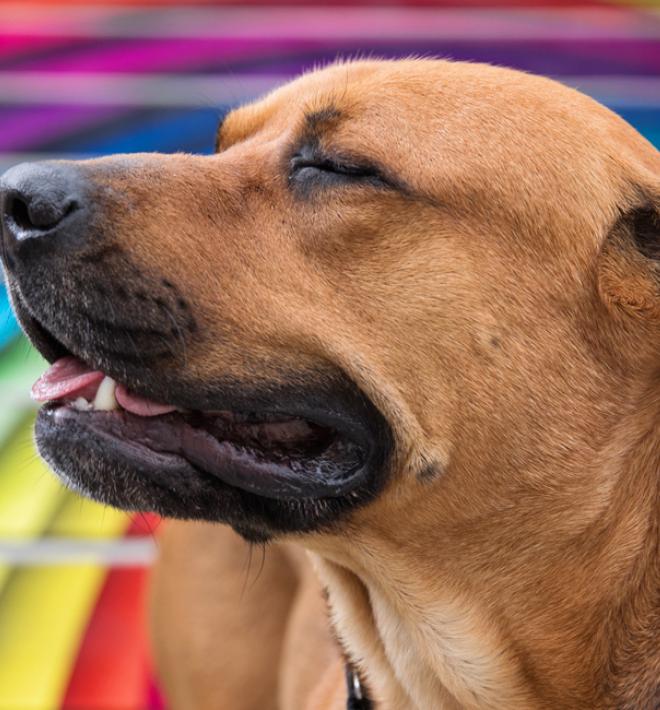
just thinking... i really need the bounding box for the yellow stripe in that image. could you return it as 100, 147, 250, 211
0, 416, 66, 594
0, 413, 132, 579
47, 493, 132, 539
0, 486, 132, 708
0, 564, 106, 710
0, 416, 65, 539
0, 421, 136, 708
0, 413, 132, 540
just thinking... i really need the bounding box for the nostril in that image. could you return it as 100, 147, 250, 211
0, 162, 87, 258
5, 192, 78, 234
7, 195, 33, 231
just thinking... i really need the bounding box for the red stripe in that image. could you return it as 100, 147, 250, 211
126, 513, 163, 537
62, 568, 151, 710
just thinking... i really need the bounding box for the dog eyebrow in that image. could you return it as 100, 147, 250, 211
300, 107, 409, 192
303, 107, 342, 133
216, 105, 341, 153
292, 109, 411, 196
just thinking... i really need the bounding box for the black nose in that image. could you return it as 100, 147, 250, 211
0, 162, 86, 267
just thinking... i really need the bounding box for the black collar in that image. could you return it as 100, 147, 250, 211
346, 664, 372, 709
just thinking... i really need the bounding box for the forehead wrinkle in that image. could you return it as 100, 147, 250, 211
305, 107, 341, 129
302, 105, 344, 142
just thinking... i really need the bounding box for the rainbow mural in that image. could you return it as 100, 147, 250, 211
0, 1, 658, 708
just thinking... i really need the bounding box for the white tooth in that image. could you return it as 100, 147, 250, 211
72, 397, 93, 412
93, 377, 118, 411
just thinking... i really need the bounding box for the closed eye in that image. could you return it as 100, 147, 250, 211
291, 155, 380, 180
289, 146, 392, 191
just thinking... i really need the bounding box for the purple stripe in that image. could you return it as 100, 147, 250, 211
0, 105, 121, 151
1, 37, 659, 75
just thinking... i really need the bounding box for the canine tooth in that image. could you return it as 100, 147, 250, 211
93, 377, 118, 411
72, 397, 93, 412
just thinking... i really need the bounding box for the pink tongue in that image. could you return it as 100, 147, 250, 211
115, 385, 176, 417
31, 356, 177, 418
31, 357, 104, 402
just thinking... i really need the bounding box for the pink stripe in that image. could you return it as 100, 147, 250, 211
0, 0, 619, 6
0, 35, 67, 60
147, 677, 166, 710
1, 8, 652, 43
4, 36, 320, 73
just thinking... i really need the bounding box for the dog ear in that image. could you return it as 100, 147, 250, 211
597, 192, 659, 322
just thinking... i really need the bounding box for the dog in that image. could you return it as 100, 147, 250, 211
0, 59, 658, 709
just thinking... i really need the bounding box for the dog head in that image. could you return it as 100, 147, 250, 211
1, 59, 658, 543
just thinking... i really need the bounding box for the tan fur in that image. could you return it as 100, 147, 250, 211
85, 59, 658, 708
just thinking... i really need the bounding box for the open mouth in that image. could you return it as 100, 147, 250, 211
6, 281, 391, 538
32, 356, 368, 501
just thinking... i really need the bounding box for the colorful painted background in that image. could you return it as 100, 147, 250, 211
0, 1, 658, 708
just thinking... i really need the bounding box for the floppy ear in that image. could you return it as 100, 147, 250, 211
597, 193, 660, 322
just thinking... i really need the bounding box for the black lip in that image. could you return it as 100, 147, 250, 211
42, 404, 369, 501
36, 383, 392, 540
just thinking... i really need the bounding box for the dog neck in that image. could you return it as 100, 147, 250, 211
309, 389, 659, 709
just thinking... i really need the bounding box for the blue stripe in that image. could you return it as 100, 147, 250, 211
0, 285, 20, 351
61, 107, 224, 155
615, 108, 660, 148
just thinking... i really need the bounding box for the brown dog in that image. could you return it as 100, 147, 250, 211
0, 59, 658, 709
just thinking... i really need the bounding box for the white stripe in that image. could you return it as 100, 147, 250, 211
0, 72, 277, 106
0, 72, 658, 109
0, 6, 658, 40
0, 537, 157, 565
